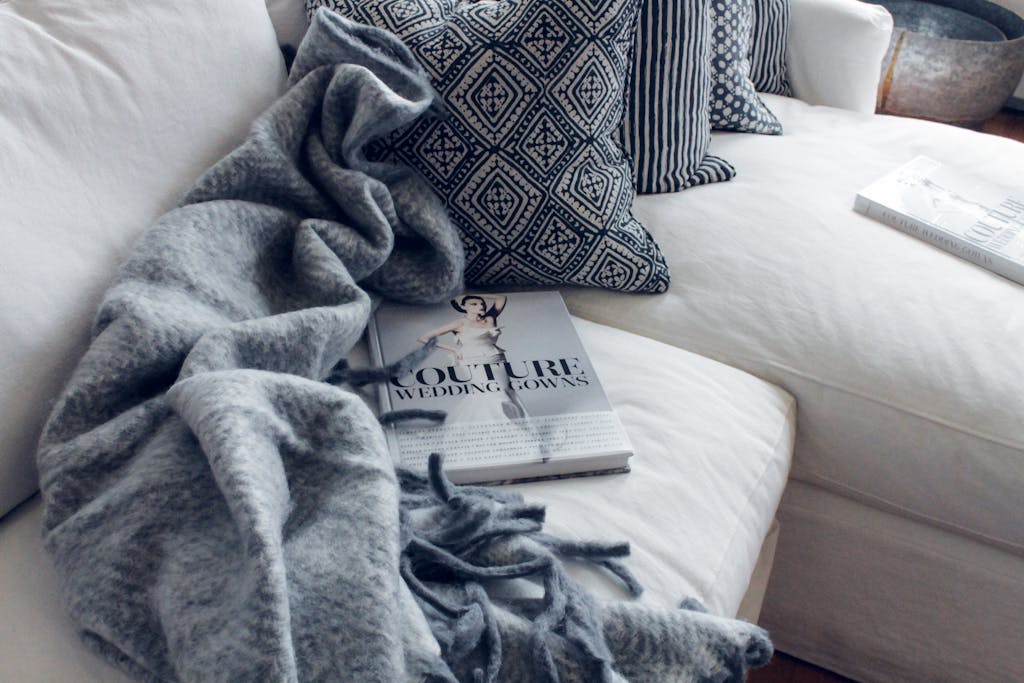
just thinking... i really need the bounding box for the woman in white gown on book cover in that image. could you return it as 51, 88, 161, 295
417, 294, 529, 423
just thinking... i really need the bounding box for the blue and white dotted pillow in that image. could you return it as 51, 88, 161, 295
708, 0, 783, 134
308, 0, 670, 294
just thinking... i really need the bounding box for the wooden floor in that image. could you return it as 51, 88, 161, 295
980, 106, 1024, 143
748, 652, 855, 683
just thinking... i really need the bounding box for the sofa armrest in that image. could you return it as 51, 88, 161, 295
786, 0, 893, 112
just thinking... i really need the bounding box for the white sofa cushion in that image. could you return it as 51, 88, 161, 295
0, 0, 287, 518
0, 317, 793, 679
564, 95, 1024, 553
513, 318, 794, 617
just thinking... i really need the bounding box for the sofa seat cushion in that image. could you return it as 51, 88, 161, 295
563, 94, 1024, 553
511, 318, 794, 617
0, 0, 287, 519
1, 317, 793, 680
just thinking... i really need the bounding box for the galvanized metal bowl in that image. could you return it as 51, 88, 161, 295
873, 0, 1024, 126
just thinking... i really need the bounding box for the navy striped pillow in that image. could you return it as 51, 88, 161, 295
750, 0, 791, 95
623, 0, 736, 194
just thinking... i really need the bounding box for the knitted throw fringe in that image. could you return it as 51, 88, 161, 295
399, 454, 643, 683
333, 340, 642, 682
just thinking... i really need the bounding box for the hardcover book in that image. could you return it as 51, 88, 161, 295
854, 155, 1024, 286
366, 291, 633, 484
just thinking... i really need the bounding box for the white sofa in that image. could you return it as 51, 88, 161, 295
1, 1, 793, 680
2, 0, 1023, 681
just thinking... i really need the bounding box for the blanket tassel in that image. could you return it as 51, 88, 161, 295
400, 453, 642, 683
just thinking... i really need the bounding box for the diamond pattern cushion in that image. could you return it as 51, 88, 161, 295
708, 0, 783, 134
307, 0, 670, 293
624, 0, 736, 194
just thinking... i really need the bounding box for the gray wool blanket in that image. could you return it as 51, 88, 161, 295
37, 10, 771, 682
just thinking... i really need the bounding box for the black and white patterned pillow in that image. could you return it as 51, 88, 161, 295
708, 0, 783, 134
749, 0, 791, 95
308, 0, 670, 294
623, 0, 735, 194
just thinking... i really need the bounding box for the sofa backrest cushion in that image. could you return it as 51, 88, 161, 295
0, 0, 286, 519
308, 0, 671, 294
708, 0, 784, 134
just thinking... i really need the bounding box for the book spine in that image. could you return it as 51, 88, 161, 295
854, 194, 1024, 287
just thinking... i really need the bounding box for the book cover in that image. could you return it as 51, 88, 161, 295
854, 156, 1024, 286
366, 291, 633, 484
